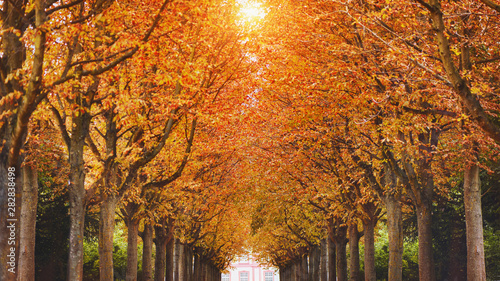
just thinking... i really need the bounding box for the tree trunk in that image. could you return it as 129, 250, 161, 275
301, 254, 309, 281
363, 217, 377, 281
334, 228, 348, 281
173, 238, 180, 280
141, 224, 153, 281
408, 130, 438, 281
294, 259, 300, 281
309, 245, 320, 281
291, 261, 297, 281
201, 259, 208, 281
464, 163, 486, 281
328, 236, 336, 281
193, 252, 201, 281
179, 242, 186, 281
320, 239, 328, 281
458, 22, 484, 281
205, 259, 210, 281
67, 112, 91, 281
165, 233, 175, 281
154, 217, 174, 281
67, 165, 86, 281
1, 0, 45, 276
385, 196, 403, 281
184, 244, 190, 281
216, 268, 221, 281
154, 226, 168, 281
186, 246, 193, 281
200, 258, 207, 281
99, 195, 118, 281
308, 251, 313, 281
416, 201, 436, 281
348, 223, 360, 281
212, 264, 218, 281
18, 165, 38, 281
125, 217, 140, 281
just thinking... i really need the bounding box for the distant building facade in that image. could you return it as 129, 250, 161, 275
221, 255, 279, 281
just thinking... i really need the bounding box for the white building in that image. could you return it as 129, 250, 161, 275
221, 255, 279, 281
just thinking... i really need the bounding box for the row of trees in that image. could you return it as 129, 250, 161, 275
245, 0, 500, 280
2, 0, 499, 280
1, 0, 259, 280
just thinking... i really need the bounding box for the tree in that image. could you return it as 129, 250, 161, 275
1, 0, 172, 279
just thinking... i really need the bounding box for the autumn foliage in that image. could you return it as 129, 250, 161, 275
1, 0, 499, 280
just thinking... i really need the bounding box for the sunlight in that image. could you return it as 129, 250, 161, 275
238, 0, 266, 23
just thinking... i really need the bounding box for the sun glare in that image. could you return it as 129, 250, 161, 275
238, 1, 266, 23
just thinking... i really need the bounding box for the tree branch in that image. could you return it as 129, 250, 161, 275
49, 102, 71, 150
140, 117, 198, 191
480, 0, 500, 12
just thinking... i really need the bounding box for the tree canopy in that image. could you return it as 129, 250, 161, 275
1, 0, 499, 280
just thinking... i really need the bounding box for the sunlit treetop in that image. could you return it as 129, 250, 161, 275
237, 0, 267, 25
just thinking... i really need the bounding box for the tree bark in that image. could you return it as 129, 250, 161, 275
202, 259, 208, 281
416, 202, 436, 281
66, 155, 87, 281
179, 242, 186, 281
154, 226, 168, 281
173, 238, 181, 280
309, 245, 320, 281
67, 109, 91, 281
141, 224, 153, 281
186, 246, 193, 281
328, 236, 336, 281
201, 258, 207, 281
402, 130, 438, 281
18, 165, 38, 281
165, 230, 175, 281
464, 163, 486, 281
385, 196, 403, 281
216, 268, 221, 281
328, 219, 348, 281
459, 18, 486, 281
320, 239, 328, 281
1, 0, 45, 276
294, 258, 300, 281
334, 229, 348, 281
99, 195, 118, 281
363, 216, 377, 281
193, 251, 201, 281
301, 254, 309, 281
154, 217, 174, 281
348, 223, 360, 281
125, 217, 140, 281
